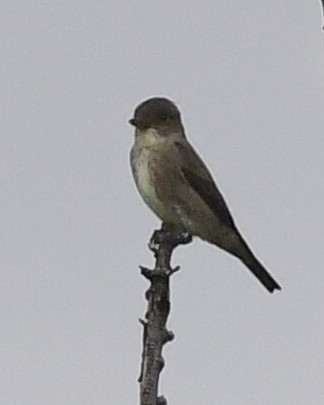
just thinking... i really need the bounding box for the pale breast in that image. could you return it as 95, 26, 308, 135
130, 129, 181, 222
130, 144, 166, 220
135, 148, 156, 203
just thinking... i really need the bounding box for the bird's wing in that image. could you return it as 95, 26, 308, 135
173, 139, 236, 228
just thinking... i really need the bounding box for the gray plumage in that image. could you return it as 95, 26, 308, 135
129, 97, 281, 293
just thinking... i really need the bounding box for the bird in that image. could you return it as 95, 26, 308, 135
129, 97, 281, 293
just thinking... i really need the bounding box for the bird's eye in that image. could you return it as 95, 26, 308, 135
160, 113, 169, 121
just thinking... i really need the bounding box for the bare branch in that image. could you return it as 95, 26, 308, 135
138, 229, 192, 405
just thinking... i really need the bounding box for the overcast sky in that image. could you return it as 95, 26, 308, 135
1, 1, 324, 404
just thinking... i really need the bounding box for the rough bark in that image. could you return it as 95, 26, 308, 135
138, 229, 192, 405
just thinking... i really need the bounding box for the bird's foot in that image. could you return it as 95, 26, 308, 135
148, 229, 192, 255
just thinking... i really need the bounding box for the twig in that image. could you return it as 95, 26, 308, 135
138, 228, 192, 405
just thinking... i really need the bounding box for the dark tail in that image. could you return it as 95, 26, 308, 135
234, 235, 281, 293
240, 253, 281, 293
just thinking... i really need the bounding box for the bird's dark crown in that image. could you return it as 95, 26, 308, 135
129, 97, 181, 130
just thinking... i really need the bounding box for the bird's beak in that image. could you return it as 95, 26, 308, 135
128, 118, 137, 127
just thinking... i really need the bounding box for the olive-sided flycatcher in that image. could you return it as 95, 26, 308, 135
129, 97, 281, 293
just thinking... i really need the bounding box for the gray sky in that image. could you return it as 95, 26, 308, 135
1, 1, 324, 404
